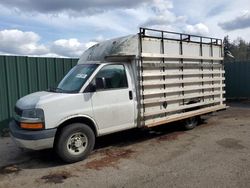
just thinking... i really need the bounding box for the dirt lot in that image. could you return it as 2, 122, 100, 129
0, 102, 249, 188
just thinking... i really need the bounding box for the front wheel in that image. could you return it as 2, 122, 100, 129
55, 123, 95, 163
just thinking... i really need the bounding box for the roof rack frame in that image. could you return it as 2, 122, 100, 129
139, 27, 223, 46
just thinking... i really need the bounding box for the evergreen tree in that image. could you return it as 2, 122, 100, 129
224, 36, 250, 62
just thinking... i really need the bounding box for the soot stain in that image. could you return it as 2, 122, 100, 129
85, 148, 135, 170
216, 138, 245, 150
41, 171, 72, 184
0, 165, 21, 175
157, 131, 184, 142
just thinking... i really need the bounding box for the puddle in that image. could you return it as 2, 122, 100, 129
41, 171, 72, 184
85, 148, 135, 170
0, 165, 21, 174
216, 138, 245, 150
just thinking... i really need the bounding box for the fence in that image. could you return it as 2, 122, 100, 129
225, 61, 250, 99
0, 55, 250, 134
0, 55, 78, 133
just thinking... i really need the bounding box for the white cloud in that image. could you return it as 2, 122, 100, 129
0, 29, 48, 55
0, 29, 100, 57
51, 38, 92, 57
151, 0, 173, 13
92, 35, 105, 42
142, 0, 184, 29
85, 42, 97, 49
185, 23, 209, 36
0, 0, 250, 58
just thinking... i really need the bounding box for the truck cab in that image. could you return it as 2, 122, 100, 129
10, 60, 138, 162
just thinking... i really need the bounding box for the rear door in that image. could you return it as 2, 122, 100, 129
90, 64, 136, 134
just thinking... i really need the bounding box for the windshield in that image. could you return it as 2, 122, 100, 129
56, 64, 98, 93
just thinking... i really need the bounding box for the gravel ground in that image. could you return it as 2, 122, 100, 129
0, 102, 249, 188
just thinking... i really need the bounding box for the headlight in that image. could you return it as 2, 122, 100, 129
19, 108, 45, 130
21, 108, 44, 121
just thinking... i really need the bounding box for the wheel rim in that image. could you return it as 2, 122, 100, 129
66, 132, 88, 155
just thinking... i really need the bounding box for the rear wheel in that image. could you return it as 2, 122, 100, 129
183, 116, 199, 130
55, 123, 95, 163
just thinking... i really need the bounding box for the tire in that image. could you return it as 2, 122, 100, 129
183, 116, 199, 130
55, 123, 95, 163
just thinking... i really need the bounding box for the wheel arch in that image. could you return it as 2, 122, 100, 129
54, 115, 99, 146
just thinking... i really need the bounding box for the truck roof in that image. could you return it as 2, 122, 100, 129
78, 34, 139, 64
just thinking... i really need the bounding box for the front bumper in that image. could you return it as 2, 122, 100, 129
9, 120, 57, 150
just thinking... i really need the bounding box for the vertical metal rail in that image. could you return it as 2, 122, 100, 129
210, 38, 215, 102
180, 34, 185, 106
161, 31, 167, 116
200, 37, 205, 102
139, 28, 145, 126
220, 39, 224, 105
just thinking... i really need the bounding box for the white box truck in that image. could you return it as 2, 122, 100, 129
9, 28, 226, 163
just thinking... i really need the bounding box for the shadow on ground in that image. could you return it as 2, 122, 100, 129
226, 100, 250, 108
1, 119, 198, 171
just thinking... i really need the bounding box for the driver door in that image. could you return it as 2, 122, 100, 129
90, 64, 136, 134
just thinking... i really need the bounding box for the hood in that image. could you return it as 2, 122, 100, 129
16, 91, 68, 110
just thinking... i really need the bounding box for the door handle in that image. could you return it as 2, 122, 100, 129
129, 90, 133, 100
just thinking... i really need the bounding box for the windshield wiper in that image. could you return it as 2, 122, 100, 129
48, 87, 78, 93
55, 87, 65, 92
48, 87, 57, 92
48, 87, 65, 93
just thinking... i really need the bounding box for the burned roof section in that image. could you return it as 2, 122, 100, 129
78, 34, 139, 63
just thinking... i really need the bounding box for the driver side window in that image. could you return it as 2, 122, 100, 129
94, 64, 128, 90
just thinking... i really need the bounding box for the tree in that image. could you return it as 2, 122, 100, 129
223, 36, 250, 62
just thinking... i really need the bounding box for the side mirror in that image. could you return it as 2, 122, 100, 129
84, 83, 96, 93
95, 77, 106, 90
84, 77, 106, 93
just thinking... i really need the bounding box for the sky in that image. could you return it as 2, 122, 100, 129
0, 0, 250, 57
